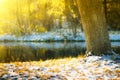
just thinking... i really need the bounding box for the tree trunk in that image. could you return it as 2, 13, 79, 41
76, 0, 112, 55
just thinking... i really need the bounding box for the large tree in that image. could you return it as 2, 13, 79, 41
76, 0, 112, 55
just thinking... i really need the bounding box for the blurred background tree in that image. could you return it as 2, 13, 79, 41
0, 0, 120, 36
105, 0, 120, 30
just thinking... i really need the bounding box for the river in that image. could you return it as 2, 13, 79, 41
0, 42, 120, 62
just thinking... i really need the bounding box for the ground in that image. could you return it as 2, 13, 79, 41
0, 55, 120, 80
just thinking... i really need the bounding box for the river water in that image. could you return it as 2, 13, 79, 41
0, 42, 120, 62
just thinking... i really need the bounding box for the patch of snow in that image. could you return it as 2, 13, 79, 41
0, 30, 120, 42
0, 54, 120, 79
0, 34, 16, 41
109, 34, 120, 41
84, 56, 102, 62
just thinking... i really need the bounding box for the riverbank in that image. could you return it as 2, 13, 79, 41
0, 55, 120, 80
0, 30, 120, 42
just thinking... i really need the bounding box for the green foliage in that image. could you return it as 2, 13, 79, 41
106, 0, 120, 30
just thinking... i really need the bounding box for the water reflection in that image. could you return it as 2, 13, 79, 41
0, 42, 119, 63
0, 42, 86, 62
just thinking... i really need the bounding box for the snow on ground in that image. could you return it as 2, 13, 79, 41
0, 29, 119, 42
0, 55, 120, 80
109, 34, 120, 41
0, 29, 120, 42
17, 29, 84, 42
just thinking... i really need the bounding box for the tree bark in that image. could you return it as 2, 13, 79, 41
76, 0, 112, 55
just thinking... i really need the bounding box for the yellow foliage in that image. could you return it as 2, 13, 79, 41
35, 26, 46, 33
0, 0, 65, 35
47, 0, 65, 17
40, 26, 46, 32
